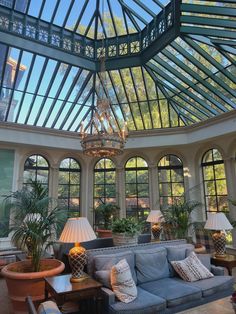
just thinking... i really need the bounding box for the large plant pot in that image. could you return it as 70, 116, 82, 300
112, 232, 138, 246
2, 259, 65, 314
97, 229, 112, 238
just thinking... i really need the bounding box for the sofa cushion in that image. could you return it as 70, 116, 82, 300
111, 259, 137, 303
109, 286, 166, 314
94, 251, 136, 288
171, 252, 214, 282
139, 277, 202, 308
167, 246, 192, 277
174, 275, 234, 297
196, 253, 211, 271
135, 247, 170, 284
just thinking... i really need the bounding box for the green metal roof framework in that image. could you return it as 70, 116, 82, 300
0, 0, 235, 133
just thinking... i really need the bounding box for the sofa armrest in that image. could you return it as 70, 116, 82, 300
101, 287, 116, 305
211, 265, 225, 276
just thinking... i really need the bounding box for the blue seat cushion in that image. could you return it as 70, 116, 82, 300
139, 278, 202, 308
109, 287, 166, 314
173, 275, 234, 297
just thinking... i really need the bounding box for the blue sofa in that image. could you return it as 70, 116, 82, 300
86, 239, 234, 314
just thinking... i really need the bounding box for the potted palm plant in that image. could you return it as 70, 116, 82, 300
161, 200, 201, 241
1, 180, 65, 314
94, 202, 120, 238
111, 217, 144, 246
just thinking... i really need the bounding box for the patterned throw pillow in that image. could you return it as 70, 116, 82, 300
171, 251, 214, 282
111, 258, 137, 303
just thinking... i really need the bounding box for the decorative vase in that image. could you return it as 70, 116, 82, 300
112, 233, 138, 246
2, 259, 65, 314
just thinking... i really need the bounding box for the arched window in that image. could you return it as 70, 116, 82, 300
158, 154, 184, 209
24, 154, 49, 189
125, 157, 149, 221
201, 149, 228, 213
58, 158, 81, 216
94, 158, 116, 215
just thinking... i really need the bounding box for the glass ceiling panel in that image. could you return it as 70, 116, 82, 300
0, 1, 235, 133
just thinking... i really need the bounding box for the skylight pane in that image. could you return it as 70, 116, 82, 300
65, 0, 84, 31
28, 0, 43, 17
41, 0, 58, 23
53, 0, 72, 26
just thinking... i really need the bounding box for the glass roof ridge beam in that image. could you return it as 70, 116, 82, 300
161, 49, 236, 109
146, 61, 219, 116
181, 27, 236, 40
181, 16, 236, 30
181, 3, 236, 17
184, 36, 236, 84
157, 81, 202, 123
145, 66, 207, 121
153, 55, 230, 112
171, 40, 236, 99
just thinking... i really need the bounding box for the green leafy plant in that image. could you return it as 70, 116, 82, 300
111, 217, 144, 236
3, 180, 66, 272
161, 200, 201, 239
95, 202, 120, 230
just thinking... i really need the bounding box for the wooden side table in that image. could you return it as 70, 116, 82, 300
44, 274, 102, 314
211, 254, 236, 276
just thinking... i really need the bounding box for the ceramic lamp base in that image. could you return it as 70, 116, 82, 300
68, 243, 87, 282
212, 231, 226, 257
151, 223, 162, 241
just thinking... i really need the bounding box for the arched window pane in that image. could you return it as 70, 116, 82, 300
125, 157, 150, 222
58, 158, 81, 217
24, 154, 49, 189
201, 149, 228, 213
94, 158, 116, 227
158, 154, 184, 209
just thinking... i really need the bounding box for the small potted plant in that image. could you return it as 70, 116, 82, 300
1, 180, 66, 313
94, 202, 120, 238
111, 217, 144, 246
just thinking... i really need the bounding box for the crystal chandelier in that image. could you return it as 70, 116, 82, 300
80, 2, 128, 157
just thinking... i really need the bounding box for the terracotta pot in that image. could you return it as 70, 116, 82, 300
2, 259, 65, 314
97, 229, 112, 238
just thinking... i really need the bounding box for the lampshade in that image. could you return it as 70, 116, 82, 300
146, 210, 162, 223
59, 217, 96, 243
204, 212, 233, 230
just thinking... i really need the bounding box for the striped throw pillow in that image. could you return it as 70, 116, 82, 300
171, 251, 214, 282
111, 258, 137, 303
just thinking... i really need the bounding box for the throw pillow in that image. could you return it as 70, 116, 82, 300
111, 258, 137, 303
171, 251, 214, 282
94, 251, 136, 288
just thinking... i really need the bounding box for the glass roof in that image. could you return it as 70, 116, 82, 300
0, 0, 235, 133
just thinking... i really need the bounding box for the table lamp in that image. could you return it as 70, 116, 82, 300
59, 217, 96, 282
146, 210, 163, 241
204, 212, 233, 257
